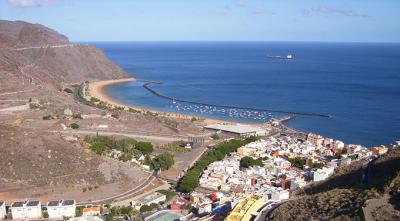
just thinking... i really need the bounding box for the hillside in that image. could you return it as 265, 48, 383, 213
0, 20, 204, 203
0, 20, 144, 202
268, 147, 400, 220
0, 20, 128, 92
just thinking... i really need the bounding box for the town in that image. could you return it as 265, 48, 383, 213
0, 120, 393, 221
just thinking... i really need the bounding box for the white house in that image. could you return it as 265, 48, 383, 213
11, 200, 42, 220
313, 167, 335, 182
0, 201, 6, 219
47, 200, 76, 219
82, 207, 101, 217
271, 189, 290, 201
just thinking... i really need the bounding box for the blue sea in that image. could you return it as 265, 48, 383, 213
90, 42, 400, 147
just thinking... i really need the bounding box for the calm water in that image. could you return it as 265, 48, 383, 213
90, 42, 400, 147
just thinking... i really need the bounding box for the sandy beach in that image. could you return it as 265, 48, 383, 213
88, 77, 136, 109
87, 78, 223, 124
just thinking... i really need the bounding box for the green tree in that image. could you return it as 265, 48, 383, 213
152, 153, 174, 171
240, 156, 263, 169
288, 157, 306, 169
135, 142, 153, 155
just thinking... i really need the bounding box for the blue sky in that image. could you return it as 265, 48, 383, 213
1, 0, 399, 42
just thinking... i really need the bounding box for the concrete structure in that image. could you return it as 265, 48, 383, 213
271, 190, 290, 201
226, 195, 265, 221
204, 123, 267, 137
131, 192, 166, 210
11, 200, 42, 220
313, 167, 335, 182
0, 201, 6, 219
82, 207, 101, 217
47, 200, 76, 219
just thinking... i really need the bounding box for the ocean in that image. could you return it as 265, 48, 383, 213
90, 42, 400, 147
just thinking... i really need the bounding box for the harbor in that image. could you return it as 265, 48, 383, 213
142, 82, 331, 119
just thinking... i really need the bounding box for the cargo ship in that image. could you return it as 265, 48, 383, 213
266, 54, 293, 59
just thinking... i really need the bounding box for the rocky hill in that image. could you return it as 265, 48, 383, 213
0, 20, 128, 92
268, 147, 400, 220
0, 20, 145, 202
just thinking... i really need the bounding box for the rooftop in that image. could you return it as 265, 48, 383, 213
26, 200, 40, 207
47, 200, 61, 207
62, 200, 76, 206
138, 192, 164, 203
204, 123, 266, 135
83, 207, 101, 213
11, 201, 25, 207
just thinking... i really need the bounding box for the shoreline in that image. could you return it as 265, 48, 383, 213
86, 78, 229, 125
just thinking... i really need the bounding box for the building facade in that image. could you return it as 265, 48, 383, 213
11, 200, 42, 220
0, 201, 6, 219
47, 200, 76, 219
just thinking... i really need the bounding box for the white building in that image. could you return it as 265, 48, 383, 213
11, 200, 42, 220
204, 123, 267, 137
131, 192, 166, 210
82, 207, 101, 217
271, 189, 290, 201
0, 201, 6, 219
47, 200, 76, 219
313, 167, 335, 182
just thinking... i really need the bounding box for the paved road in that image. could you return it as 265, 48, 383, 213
11, 44, 75, 51
77, 170, 158, 206
54, 129, 185, 142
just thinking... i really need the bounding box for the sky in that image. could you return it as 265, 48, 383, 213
0, 0, 399, 42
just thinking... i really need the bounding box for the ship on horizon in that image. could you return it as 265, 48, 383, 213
266, 54, 293, 59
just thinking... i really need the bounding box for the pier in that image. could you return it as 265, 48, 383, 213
142, 82, 331, 118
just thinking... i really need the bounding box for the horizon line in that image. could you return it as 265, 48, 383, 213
72, 40, 400, 44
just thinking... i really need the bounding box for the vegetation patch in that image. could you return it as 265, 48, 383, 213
63, 88, 74, 93
69, 123, 79, 129
240, 156, 263, 169
157, 189, 177, 202
159, 141, 191, 153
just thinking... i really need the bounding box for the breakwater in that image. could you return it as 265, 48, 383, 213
142, 82, 331, 118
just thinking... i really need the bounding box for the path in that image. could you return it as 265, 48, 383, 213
0, 104, 29, 113
10, 44, 75, 51
54, 130, 186, 142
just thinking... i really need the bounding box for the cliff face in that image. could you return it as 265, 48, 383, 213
0, 20, 129, 91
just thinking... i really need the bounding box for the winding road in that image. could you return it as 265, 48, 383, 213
77, 170, 158, 206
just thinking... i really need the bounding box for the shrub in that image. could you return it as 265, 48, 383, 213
111, 112, 120, 119
42, 115, 52, 120
70, 123, 80, 129
211, 133, 220, 140
63, 88, 74, 94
